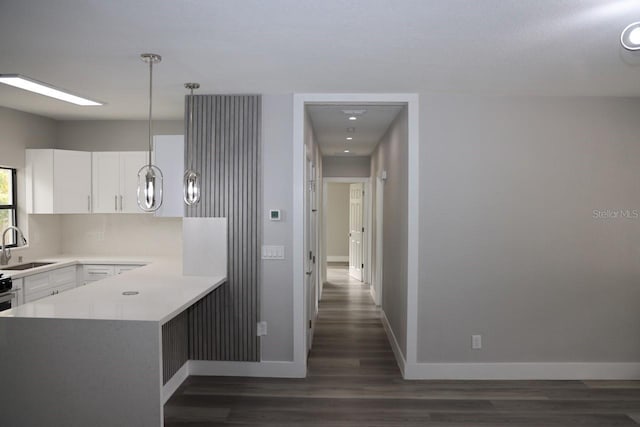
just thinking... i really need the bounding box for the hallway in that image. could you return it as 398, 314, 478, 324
164, 266, 640, 426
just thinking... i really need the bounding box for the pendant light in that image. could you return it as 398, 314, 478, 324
136, 53, 164, 212
183, 82, 201, 205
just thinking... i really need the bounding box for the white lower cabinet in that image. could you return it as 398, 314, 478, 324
23, 266, 77, 303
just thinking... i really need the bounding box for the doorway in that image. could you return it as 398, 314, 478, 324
293, 94, 419, 377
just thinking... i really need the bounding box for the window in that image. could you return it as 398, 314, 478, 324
0, 167, 18, 247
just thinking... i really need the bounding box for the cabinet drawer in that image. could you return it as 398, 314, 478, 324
51, 266, 76, 286
114, 265, 143, 275
84, 265, 115, 281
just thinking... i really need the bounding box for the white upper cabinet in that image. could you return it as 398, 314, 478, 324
26, 149, 92, 214
119, 151, 147, 213
153, 135, 184, 218
92, 151, 147, 213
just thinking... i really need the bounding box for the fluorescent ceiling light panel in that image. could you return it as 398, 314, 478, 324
0, 74, 103, 106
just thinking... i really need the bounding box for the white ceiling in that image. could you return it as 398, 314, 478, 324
1, 0, 640, 120
307, 104, 403, 156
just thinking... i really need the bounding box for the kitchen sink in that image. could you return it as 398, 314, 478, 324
2, 262, 55, 271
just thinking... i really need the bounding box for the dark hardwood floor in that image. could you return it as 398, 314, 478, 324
165, 266, 640, 426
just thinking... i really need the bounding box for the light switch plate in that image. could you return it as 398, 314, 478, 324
262, 245, 285, 260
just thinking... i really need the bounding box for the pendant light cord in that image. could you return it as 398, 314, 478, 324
148, 58, 153, 167
189, 87, 194, 170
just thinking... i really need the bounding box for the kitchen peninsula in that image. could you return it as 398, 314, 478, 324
0, 219, 227, 427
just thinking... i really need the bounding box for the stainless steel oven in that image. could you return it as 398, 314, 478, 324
0, 276, 17, 312
0, 290, 18, 312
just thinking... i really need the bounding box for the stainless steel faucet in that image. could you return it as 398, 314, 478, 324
1, 226, 27, 265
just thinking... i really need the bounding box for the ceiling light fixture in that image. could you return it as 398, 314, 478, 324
346, 137, 353, 140
344, 149, 350, 153
183, 82, 201, 206
0, 74, 103, 106
621, 22, 640, 51
136, 53, 164, 212
349, 116, 357, 121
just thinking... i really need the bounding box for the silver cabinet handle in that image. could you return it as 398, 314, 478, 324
120, 195, 123, 211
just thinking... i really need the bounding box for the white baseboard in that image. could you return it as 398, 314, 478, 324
403, 362, 640, 380
327, 256, 348, 262
162, 362, 189, 404
189, 360, 306, 378
369, 286, 378, 306
380, 310, 406, 377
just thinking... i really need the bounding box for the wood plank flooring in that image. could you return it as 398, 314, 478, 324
165, 266, 640, 426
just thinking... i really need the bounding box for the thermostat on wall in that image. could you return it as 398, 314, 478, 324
269, 209, 281, 221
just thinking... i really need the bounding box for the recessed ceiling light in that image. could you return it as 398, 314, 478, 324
0, 74, 103, 106
621, 22, 640, 51
346, 137, 353, 140
344, 149, 350, 153
349, 116, 357, 121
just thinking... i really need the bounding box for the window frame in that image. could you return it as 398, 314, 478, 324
0, 167, 18, 248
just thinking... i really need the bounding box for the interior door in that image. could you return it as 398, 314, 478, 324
305, 160, 317, 351
349, 183, 364, 281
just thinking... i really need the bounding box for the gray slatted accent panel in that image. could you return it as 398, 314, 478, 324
162, 310, 188, 384
185, 95, 261, 361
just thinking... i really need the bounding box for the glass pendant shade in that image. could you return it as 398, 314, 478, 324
137, 164, 163, 211
183, 170, 201, 205
183, 82, 201, 206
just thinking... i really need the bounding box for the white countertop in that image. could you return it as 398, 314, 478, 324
0, 256, 226, 324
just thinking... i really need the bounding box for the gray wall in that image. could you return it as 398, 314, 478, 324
0, 106, 62, 263
260, 95, 294, 361
418, 94, 640, 363
323, 156, 370, 177
326, 183, 350, 259
56, 120, 183, 151
371, 106, 409, 357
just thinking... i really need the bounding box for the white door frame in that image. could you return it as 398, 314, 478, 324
293, 93, 419, 377
322, 177, 372, 292
373, 174, 385, 306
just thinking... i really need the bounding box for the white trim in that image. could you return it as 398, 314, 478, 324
327, 255, 348, 262
381, 310, 406, 377
369, 285, 378, 306
374, 175, 384, 306
189, 360, 306, 378
323, 177, 369, 183
403, 362, 640, 380
405, 95, 420, 367
292, 94, 307, 376
162, 362, 189, 404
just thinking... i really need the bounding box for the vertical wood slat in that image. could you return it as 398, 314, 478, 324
162, 310, 188, 384
185, 95, 261, 362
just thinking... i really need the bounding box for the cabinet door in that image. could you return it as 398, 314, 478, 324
92, 152, 120, 213
25, 149, 54, 214
53, 150, 92, 214
119, 151, 147, 213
